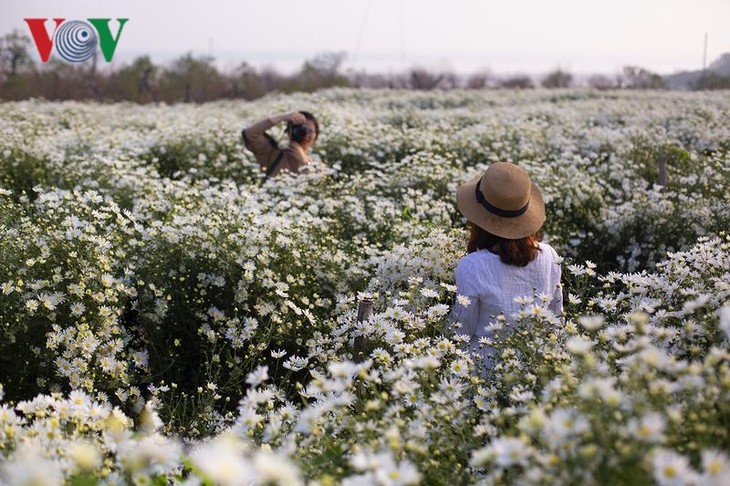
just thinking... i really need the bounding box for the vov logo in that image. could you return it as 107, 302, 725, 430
24, 18, 129, 63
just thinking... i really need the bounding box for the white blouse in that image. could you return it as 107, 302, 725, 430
452, 242, 563, 363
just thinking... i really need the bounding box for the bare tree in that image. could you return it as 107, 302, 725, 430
439, 70, 459, 89
346, 69, 392, 89
106, 56, 158, 102
304, 51, 347, 78
0, 30, 33, 78
499, 75, 534, 89
542, 69, 573, 88
258, 65, 284, 92
621, 65, 667, 89
295, 51, 350, 91
229, 62, 266, 99
409, 67, 444, 90
158, 53, 225, 102
466, 70, 492, 89
693, 72, 730, 90
587, 74, 618, 90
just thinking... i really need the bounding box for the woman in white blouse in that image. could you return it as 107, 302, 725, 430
452, 162, 563, 367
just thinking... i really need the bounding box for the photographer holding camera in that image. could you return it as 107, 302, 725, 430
242, 111, 320, 182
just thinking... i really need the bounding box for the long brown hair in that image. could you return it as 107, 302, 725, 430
467, 223, 541, 267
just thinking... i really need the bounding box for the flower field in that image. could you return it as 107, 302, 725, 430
1, 88, 729, 485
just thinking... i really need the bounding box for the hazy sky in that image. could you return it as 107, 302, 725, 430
2, 0, 729, 75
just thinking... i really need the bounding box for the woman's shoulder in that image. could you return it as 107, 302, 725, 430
455, 250, 500, 295
459, 249, 499, 264
456, 250, 498, 275
537, 242, 562, 263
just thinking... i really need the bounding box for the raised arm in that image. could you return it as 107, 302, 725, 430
242, 112, 305, 169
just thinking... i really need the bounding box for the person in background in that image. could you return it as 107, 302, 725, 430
451, 162, 563, 368
242, 111, 319, 181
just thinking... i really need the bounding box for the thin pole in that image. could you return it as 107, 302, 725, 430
398, 0, 406, 70
352, 0, 371, 67
702, 32, 707, 73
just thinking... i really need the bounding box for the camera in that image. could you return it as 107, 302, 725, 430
289, 124, 310, 143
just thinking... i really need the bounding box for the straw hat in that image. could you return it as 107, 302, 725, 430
456, 162, 545, 239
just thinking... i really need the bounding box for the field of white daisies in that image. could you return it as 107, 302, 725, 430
1, 88, 729, 485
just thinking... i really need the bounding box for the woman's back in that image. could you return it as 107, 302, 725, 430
452, 162, 563, 366
454, 242, 562, 340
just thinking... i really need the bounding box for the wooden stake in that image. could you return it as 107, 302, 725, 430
353, 298, 373, 363
657, 152, 667, 186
